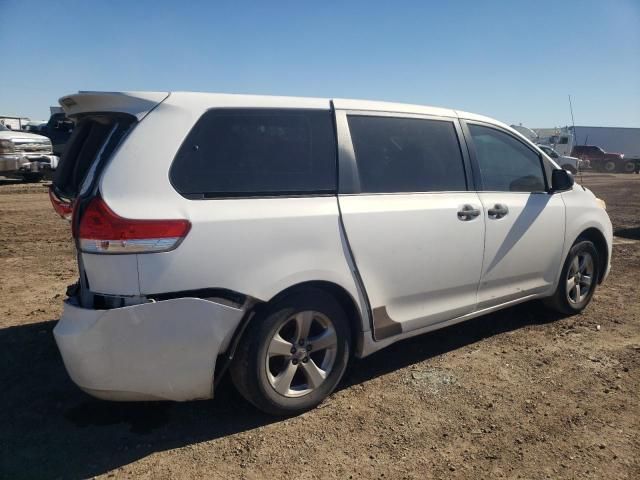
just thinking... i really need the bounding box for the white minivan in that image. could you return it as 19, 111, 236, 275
51, 92, 612, 415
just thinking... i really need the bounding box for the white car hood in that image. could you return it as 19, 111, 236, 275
0, 130, 50, 142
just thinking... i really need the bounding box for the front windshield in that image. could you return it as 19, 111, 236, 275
0, 123, 8, 131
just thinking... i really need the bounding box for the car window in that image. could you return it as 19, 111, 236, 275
347, 115, 467, 193
543, 146, 558, 158
170, 109, 337, 197
469, 124, 546, 192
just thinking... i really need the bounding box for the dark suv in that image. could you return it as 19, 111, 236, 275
571, 145, 634, 173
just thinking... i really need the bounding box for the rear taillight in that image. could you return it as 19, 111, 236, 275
49, 186, 74, 220
76, 196, 191, 254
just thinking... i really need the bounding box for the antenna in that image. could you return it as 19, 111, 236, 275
568, 94, 577, 138
568, 94, 584, 186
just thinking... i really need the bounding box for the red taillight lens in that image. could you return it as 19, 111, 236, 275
77, 196, 191, 254
49, 186, 74, 220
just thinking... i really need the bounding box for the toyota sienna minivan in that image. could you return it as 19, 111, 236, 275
50, 91, 612, 415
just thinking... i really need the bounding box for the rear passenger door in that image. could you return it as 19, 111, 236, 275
336, 111, 485, 340
463, 122, 565, 308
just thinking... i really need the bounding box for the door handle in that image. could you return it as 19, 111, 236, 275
488, 203, 509, 219
457, 204, 481, 221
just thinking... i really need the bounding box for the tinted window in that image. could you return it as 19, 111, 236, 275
170, 109, 336, 196
469, 124, 546, 192
53, 115, 134, 198
580, 146, 601, 153
347, 115, 466, 193
540, 145, 558, 158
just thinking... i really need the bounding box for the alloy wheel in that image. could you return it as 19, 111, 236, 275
265, 311, 338, 398
566, 252, 594, 304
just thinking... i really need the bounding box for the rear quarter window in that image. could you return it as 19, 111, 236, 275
170, 109, 337, 197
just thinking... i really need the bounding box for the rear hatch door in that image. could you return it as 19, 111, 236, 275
52, 91, 169, 200
50, 92, 169, 305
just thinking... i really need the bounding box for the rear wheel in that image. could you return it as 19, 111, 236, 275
622, 160, 636, 173
230, 288, 351, 416
544, 240, 599, 315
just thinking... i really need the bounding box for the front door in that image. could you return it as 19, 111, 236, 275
465, 123, 565, 308
336, 111, 485, 339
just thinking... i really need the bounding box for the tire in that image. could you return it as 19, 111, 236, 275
230, 288, 351, 416
22, 173, 44, 183
561, 164, 577, 174
544, 240, 599, 315
622, 160, 636, 173
603, 160, 616, 173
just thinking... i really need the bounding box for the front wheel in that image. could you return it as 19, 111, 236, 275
230, 289, 351, 416
603, 160, 617, 173
544, 240, 599, 315
22, 172, 44, 183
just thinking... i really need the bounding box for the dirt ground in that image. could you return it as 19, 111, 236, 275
1, 174, 638, 480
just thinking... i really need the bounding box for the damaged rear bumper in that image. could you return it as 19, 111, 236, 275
53, 297, 245, 401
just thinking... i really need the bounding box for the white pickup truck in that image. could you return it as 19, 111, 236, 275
0, 123, 59, 182
537, 144, 585, 173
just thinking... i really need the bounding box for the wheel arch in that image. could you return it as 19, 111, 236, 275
267, 280, 365, 343
575, 227, 609, 283
217, 279, 366, 386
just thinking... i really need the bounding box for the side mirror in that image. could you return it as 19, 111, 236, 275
551, 169, 574, 193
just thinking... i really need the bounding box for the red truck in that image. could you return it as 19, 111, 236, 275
571, 145, 636, 173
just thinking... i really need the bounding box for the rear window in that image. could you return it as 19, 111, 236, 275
347, 115, 467, 193
170, 109, 337, 197
52, 114, 135, 198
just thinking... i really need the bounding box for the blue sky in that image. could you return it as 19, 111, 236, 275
1, 0, 638, 127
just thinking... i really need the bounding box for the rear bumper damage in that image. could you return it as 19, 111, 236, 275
53, 297, 245, 401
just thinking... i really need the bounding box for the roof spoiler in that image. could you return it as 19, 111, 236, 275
58, 91, 170, 120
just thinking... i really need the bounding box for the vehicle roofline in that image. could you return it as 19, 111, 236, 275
59, 90, 514, 128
